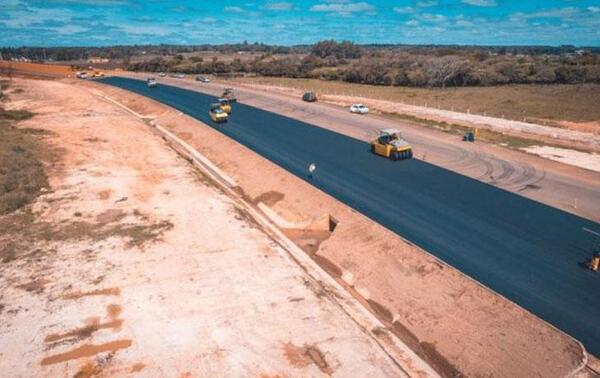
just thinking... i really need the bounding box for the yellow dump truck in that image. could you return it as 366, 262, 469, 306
371, 128, 413, 160
209, 103, 228, 123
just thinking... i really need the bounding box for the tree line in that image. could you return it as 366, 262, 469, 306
3, 41, 599, 87
127, 41, 600, 87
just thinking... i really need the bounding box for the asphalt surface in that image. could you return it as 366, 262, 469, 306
98, 76, 600, 356
123, 72, 600, 222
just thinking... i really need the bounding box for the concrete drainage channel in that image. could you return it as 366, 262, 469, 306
99, 93, 440, 377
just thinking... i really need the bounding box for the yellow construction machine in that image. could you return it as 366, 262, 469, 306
218, 98, 232, 114
371, 128, 413, 160
209, 103, 228, 123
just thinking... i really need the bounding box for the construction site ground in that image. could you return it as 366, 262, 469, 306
77, 76, 595, 377
0, 77, 430, 377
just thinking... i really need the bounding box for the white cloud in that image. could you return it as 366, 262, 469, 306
421, 13, 447, 22
310, 2, 374, 15
510, 7, 580, 21
462, 0, 497, 7
224, 6, 244, 13
264, 2, 293, 11
416, 1, 437, 7
393, 6, 415, 14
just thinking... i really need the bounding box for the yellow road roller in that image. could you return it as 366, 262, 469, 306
371, 128, 413, 160
209, 103, 228, 123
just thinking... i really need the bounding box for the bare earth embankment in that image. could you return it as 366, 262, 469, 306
0, 77, 420, 377
84, 76, 590, 377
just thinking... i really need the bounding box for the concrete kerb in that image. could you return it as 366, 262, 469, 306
98, 93, 439, 377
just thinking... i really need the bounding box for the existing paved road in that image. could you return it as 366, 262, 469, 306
98, 76, 600, 357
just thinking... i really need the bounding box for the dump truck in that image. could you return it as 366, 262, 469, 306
218, 98, 232, 114
371, 128, 413, 160
209, 103, 228, 123
221, 88, 237, 102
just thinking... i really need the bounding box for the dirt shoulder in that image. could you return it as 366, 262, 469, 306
0, 77, 416, 377
85, 77, 589, 377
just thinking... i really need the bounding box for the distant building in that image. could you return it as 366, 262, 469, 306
87, 57, 109, 63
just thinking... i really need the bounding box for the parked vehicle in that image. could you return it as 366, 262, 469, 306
196, 75, 210, 83
350, 104, 369, 114
170, 73, 185, 79
159, 72, 166, 77
302, 91, 317, 102
76, 71, 88, 79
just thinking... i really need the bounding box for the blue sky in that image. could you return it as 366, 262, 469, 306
1, 0, 599, 47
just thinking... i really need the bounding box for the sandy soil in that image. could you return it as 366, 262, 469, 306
0, 78, 420, 377
522, 146, 600, 173
0, 61, 74, 77
539, 119, 600, 135
83, 77, 590, 377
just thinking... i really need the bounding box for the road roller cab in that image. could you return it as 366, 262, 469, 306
209, 103, 228, 123
371, 129, 413, 160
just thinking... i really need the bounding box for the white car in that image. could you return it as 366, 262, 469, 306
350, 104, 369, 114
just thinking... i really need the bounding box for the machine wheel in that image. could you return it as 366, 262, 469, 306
408, 150, 413, 159
371, 144, 375, 153
391, 152, 399, 161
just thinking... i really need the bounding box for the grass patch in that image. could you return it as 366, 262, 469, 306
0, 208, 174, 264
0, 109, 34, 121
0, 107, 50, 215
232, 77, 600, 124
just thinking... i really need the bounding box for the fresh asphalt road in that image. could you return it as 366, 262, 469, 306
98, 77, 600, 356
